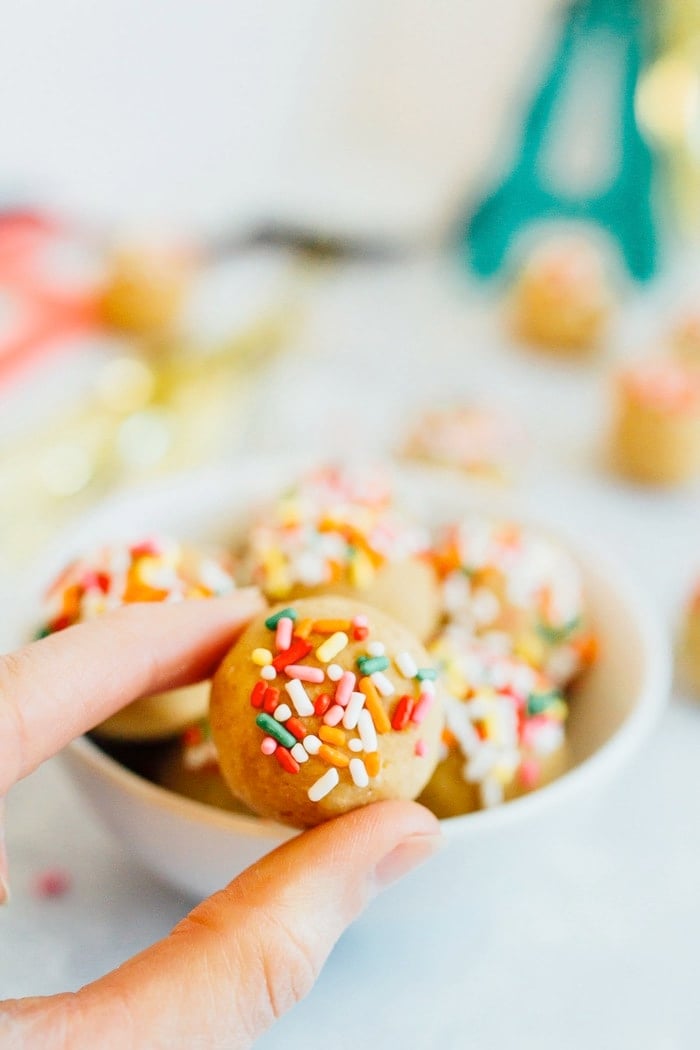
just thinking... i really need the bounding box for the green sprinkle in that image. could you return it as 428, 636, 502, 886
357, 655, 390, 675
265, 607, 298, 630
526, 691, 561, 716
416, 667, 438, 681
33, 625, 52, 640
255, 713, 296, 749
536, 616, 581, 644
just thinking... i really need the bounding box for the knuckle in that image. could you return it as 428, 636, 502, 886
254, 911, 319, 1021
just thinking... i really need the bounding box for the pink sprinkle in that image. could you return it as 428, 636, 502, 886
351, 614, 369, 628
261, 736, 278, 755
414, 740, 428, 757
33, 868, 71, 899
285, 665, 325, 683
276, 617, 293, 652
324, 704, 344, 726
410, 692, 434, 725
130, 539, 163, 557
519, 758, 540, 788
335, 671, 356, 707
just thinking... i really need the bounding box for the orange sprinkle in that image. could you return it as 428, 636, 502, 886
295, 618, 315, 639
319, 725, 346, 747
573, 633, 599, 666
358, 677, 391, 734
365, 752, 382, 777
312, 618, 351, 634
318, 744, 350, 768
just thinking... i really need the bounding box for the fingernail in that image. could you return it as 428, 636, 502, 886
373, 832, 444, 893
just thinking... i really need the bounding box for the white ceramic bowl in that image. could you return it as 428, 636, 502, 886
17, 460, 670, 907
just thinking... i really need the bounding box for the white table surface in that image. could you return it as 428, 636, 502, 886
2, 253, 700, 1049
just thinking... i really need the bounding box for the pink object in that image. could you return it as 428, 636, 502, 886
519, 759, 541, 788
275, 617, 293, 652
285, 665, 325, 683
335, 671, 356, 707
414, 740, 428, 757
351, 614, 369, 628
260, 736, 278, 756
33, 868, 71, 899
323, 704, 344, 727
410, 692, 434, 725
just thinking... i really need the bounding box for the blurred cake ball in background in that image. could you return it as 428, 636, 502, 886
680, 580, 700, 697
154, 719, 255, 814
611, 360, 700, 485
241, 464, 441, 641
430, 515, 596, 687
36, 536, 236, 741
401, 404, 527, 482
100, 243, 193, 335
510, 235, 613, 353
419, 636, 570, 816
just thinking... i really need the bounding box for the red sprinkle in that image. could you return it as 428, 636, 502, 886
130, 540, 162, 557
352, 625, 369, 642
272, 637, 313, 671
314, 692, 332, 717
286, 717, 307, 740
275, 748, 301, 774
33, 868, 71, 899
182, 725, 203, 747
391, 695, 414, 731
49, 614, 72, 633
263, 687, 279, 714
250, 681, 266, 709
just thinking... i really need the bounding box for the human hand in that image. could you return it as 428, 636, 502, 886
0, 592, 442, 1049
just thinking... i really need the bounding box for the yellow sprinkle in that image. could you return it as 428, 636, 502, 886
251, 648, 273, 667
513, 632, 545, 668
319, 726, 347, 747
316, 631, 349, 663
349, 549, 375, 590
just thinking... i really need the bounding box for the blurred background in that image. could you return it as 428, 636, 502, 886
4, 0, 700, 581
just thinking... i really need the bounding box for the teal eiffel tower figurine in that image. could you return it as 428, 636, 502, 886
460, 0, 658, 281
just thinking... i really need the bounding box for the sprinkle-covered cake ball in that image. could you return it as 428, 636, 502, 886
154, 720, 255, 814
431, 516, 596, 687
402, 405, 526, 481
210, 597, 444, 828
242, 465, 440, 641
612, 360, 700, 485
510, 236, 611, 352
419, 634, 569, 817
681, 582, 700, 697
36, 536, 236, 741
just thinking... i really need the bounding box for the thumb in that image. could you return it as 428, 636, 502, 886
5, 801, 441, 1049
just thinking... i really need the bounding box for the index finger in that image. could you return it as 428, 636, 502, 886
0, 589, 264, 796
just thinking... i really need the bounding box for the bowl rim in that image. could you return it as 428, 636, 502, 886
54, 460, 672, 843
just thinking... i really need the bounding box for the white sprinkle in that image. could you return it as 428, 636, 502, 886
366, 641, 385, 657
273, 704, 292, 722
284, 678, 314, 716
419, 677, 436, 697
308, 767, 340, 802
481, 776, 504, 808
327, 663, 343, 682
372, 671, 395, 697
357, 709, 378, 752
303, 734, 322, 755
342, 691, 366, 730
349, 758, 369, 788
348, 738, 363, 752
291, 743, 309, 764
395, 651, 418, 679
260, 665, 276, 681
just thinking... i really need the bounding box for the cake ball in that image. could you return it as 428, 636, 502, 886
154, 720, 255, 814
511, 236, 611, 352
431, 516, 596, 687
402, 404, 526, 481
418, 633, 569, 817
100, 244, 191, 334
242, 465, 440, 641
36, 536, 236, 741
681, 582, 700, 697
612, 361, 700, 485
210, 597, 444, 828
